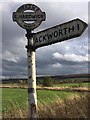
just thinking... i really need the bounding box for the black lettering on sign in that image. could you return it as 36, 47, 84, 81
68, 26, 75, 33
39, 36, 42, 42
35, 37, 38, 43
47, 33, 53, 39
31, 5, 39, 11
54, 31, 58, 37
63, 28, 68, 35
43, 34, 47, 41
26, 4, 30, 9
59, 29, 63, 36
77, 24, 80, 30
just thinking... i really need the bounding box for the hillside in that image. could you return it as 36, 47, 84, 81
1, 73, 90, 84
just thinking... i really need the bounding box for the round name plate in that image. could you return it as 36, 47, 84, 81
13, 4, 46, 30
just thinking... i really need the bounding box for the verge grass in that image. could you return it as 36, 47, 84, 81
38, 93, 89, 119
2, 88, 78, 112
2, 88, 89, 118
3, 89, 90, 120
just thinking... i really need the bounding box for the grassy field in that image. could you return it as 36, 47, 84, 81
1, 81, 89, 118
2, 88, 28, 113
1, 87, 89, 118
2, 88, 83, 114
54, 82, 90, 87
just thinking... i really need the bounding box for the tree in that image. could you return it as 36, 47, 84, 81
42, 76, 54, 87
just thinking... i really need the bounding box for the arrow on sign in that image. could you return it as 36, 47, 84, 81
33, 18, 88, 48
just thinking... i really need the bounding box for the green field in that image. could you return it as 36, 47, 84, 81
54, 82, 90, 87
1, 82, 89, 115
1, 88, 83, 114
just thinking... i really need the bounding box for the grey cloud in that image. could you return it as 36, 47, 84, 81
36, 61, 88, 76
2, 58, 27, 77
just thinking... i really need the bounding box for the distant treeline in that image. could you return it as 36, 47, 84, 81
37, 73, 90, 80
1, 73, 90, 84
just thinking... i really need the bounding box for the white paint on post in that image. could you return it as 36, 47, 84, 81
27, 35, 38, 119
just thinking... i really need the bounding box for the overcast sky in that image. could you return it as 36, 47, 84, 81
0, 0, 89, 78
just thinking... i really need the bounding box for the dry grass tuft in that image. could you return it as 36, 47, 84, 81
38, 93, 89, 119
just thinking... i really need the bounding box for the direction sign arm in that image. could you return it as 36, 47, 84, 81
33, 18, 88, 49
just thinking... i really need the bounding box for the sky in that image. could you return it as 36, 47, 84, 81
0, 0, 89, 78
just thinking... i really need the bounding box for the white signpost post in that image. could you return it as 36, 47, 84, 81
13, 4, 46, 119
12, 3, 88, 119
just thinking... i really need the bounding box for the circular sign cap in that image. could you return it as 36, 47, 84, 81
13, 4, 46, 30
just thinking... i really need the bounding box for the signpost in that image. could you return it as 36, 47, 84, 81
12, 3, 88, 119
13, 4, 46, 119
33, 19, 88, 48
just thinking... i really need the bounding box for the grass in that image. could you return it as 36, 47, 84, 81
1, 81, 89, 118
54, 82, 90, 87
2, 88, 89, 118
38, 93, 89, 119
37, 90, 78, 104
2, 88, 82, 114
2, 88, 28, 113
